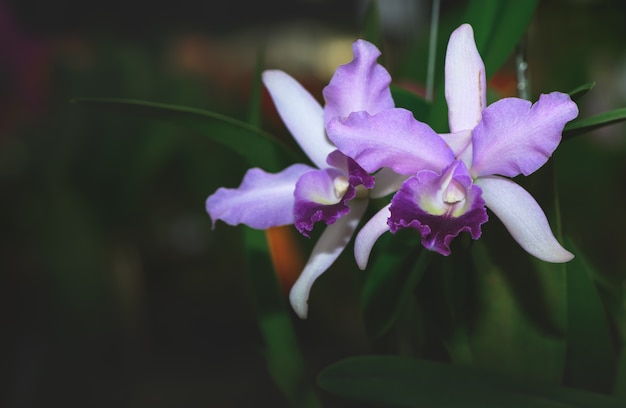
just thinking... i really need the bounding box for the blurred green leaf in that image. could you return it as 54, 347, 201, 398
569, 82, 596, 102
468, 239, 566, 383
563, 238, 617, 393
318, 355, 624, 407
390, 85, 431, 122
361, 230, 429, 339
474, 0, 539, 80
72, 97, 303, 172
563, 107, 626, 139
361, 0, 383, 54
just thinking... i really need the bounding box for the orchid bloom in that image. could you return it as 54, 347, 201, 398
327, 24, 579, 268
206, 40, 401, 318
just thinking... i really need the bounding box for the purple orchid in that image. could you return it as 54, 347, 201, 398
206, 40, 402, 318
327, 24, 579, 268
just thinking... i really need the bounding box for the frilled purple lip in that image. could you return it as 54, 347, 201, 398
294, 151, 374, 237
388, 161, 488, 255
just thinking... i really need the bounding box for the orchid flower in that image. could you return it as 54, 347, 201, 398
206, 40, 402, 318
327, 24, 579, 268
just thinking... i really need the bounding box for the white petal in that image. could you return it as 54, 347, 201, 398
475, 176, 574, 263
370, 168, 408, 198
445, 24, 486, 133
262, 70, 334, 169
289, 199, 368, 318
354, 204, 391, 270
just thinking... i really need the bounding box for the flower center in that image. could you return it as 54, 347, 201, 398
443, 179, 466, 205
333, 175, 350, 199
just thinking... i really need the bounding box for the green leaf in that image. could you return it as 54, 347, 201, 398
361, 230, 430, 339
478, 1, 539, 81
468, 239, 567, 383
569, 82, 596, 102
361, 0, 383, 54
390, 85, 431, 122
72, 97, 303, 172
563, 238, 617, 393
318, 356, 624, 407
563, 107, 626, 139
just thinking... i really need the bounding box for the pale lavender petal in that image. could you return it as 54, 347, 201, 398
354, 204, 391, 270
370, 168, 408, 199
262, 70, 334, 169
206, 164, 313, 229
439, 129, 473, 167
294, 168, 353, 237
471, 92, 579, 178
388, 161, 488, 256
445, 23, 486, 133
475, 175, 574, 262
323, 39, 394, 124
327, 108, 455, 175
289, 199, 368, 318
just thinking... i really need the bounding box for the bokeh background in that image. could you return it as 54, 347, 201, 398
1, 0, 625, 406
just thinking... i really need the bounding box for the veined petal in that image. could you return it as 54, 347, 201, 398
475, 175, 574, 262
206, 164, 314, 229
388, 161, 487, 256
289, 199, 368, 318
354, 204, 391, 270
471, 92, 579, 178
327, 108, 455, 175
262, 70, 334, 169
323, 39, 394, 124
445, 23, 486, 133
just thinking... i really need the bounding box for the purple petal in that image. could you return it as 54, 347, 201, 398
294, 168, 354, 237
290, 199, 368, 318
206, 164, 313, 229
445, 23, 486, 133
388, 161, 488, 256
354, 204, 391, 270
323, 39, 394, 124
262, 70, 334, 169
440, 129, 473, 167
476, 175, 574, 262
327, 108, 455, 175
471, 92, 579, 178
326, 149, 376, 190
294, 151, 374, 237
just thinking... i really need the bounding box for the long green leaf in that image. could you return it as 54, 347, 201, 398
361, 230, 429, 339
569, 82, 596, 102
563, 107, 626, 139
318, 356, 624, 407
72, 97, 303, 172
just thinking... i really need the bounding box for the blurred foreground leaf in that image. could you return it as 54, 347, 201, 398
563, 238, 617, 393
72, 97, 302, 172
361, 231, 429, 339
318, 356, 624, 407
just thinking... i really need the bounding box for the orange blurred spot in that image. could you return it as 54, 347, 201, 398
265, 226, 305, 294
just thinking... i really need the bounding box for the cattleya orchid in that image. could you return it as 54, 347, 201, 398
206, 40, 402, 318
327, 23, 579, 268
